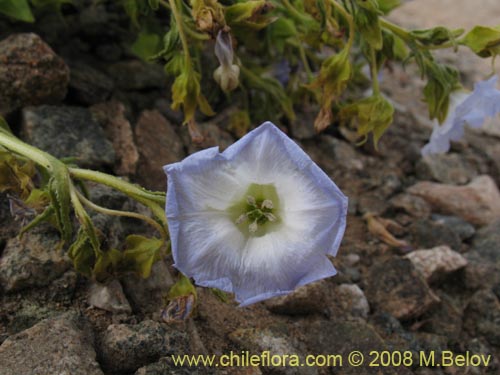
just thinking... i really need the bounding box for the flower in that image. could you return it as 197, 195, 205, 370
213, 30, 240, 93
422, 75, 500, 156
164, 122, 348, 306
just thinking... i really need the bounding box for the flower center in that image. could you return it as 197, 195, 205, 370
227, 183, 281, 237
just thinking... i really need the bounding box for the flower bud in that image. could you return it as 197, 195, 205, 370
213, 30, 240, 92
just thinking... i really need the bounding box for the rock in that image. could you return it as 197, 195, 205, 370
416, 153, 477, 185
331, 284, 370, 319
181, 122, 235, 154
407, 175, 500, 226
409, 219, 462, 251
318, 135, 365, 172
88, 279, 132, 314
484, 143, 500, 184
21, 105, 115, 169
405, 246, 467, 283
464, 289, 500, 347
98, 320, 187, 373
121, 259, 174, 314
7, 301, 59, 334
135, 357, 206, 375
229, 328, 316, 375
364, 258, 440, 320
472, 219, 500, 263
0, 312, 103, 375
288, 104, 318, 140
0, 228, 71, 292
389, 193, 431, 218
431, 214, 476, 241
91, 100, 139, 175
264, 280, 327, 315
107, 60, 166, 90
68, 61, 114, 105
463, 251, 500, 291
302, 320, 408, 375
423, 291, 463, 341
0, 33, 69, 114
134, 110, 185, 190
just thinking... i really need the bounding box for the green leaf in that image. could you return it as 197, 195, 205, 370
423, 62, 460, 123
410, 26, 464, 47
356, 8, 383, 50
0, 151, 35, 198
267, 17, 297, 53
131, 31, 162, 60
377, 0, 400, 14
381, 30, 408, 61
68, 228, 95, 277
94, 248, 123, 277
462, 25, 500, 57
148, 0, 159, 10
48, 163, 73, 243
168, 273, 197, 299
20, 205, 55, 237
341, 94, 394, 147
225, 0, 276, 30
122, 235, 163, 278
0, 0, 34, 22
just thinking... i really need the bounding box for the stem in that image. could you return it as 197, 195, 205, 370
298, 42, 313, 81
168, 0, 192, 66
0, 131, 53, 170
369, 47, 380, 95
75, 189, 167, 241
330, 0, 355, 49
69, 168, 166, 206
281, 0, 313, 23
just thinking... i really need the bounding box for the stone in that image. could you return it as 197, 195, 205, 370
431, 214, 476, 241
407, 175, 500, 226
135, 357, 207, 375
364, 258, 440, 320
389, 193, 431, 218
0, 313, 103, 375
88, 279, 132, 314
107, 60, 166, 90
0, 33, 69, 114
409, 219, 462, 251
98, 320, 187, 373
472, 219, 500, 263
423, 291, 463, 341
91, 100, 139, 175
68, 61, 114, 105
416, 153, 477, 185
331, 284, 370, 319
7, 301, 59, 334
463, 251, 500, 291
288, 104, 318, 140
405, 246, 467, 283
21, 105, 115, 169
464, 289, 500, 347
181, 122, 235, 154
134, 110, 185, 190
0, 227, 71, 292
229, 328, 316, 375
121, 259, 174, 314
264, 280, 327, 315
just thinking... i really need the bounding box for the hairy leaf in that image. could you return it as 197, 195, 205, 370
0, 0, 34, 22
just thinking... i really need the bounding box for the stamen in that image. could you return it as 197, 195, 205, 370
236, 213, 248, 225
249, 221, 258, 233
261, 199, 273, 210
263, 212, 277, 222
247, 196, 257, 206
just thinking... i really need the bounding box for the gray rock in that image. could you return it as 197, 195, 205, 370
68, 61, 114, 105
7, 301, 59, 334
98, 320, 187, 373
409, 219, 462, 251
288, 104, 318, 140
389, 193, 431, 218
407, 175, 500, 226
264, 280, 327, 315
0, 312, 103, 375
107, 60, 166, 90
423, 291, 463, 341
135, 357, 208, 375
332, 284, 370, 319
0, 33, 69, 114
463, 251, 500, 291
88, 279, 132, 314
181, 122, 236, 154
405, 245, 467, 283
416, 153, 477, 185
431, 214, 476, 240
134, 110, 185, 190
21, 105, 115, 169
472, 219, 500, 263
0, 228, 71, 292
464, 289, 500, 347
91, 100, 139, 175
121, 259, 174, 314
229, 328, 316, 375
364, 258, 440, 320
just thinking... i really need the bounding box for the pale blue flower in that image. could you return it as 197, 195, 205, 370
164, 122, 348, 306
422, 75, 500, 155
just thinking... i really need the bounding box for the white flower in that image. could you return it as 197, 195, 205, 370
422, 75, 500, 155
213, 30, 240, 93
164, 122, 348, 306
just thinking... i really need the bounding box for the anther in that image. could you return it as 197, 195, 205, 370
249, 221, 258, 233
261, 199, 273, 210
247, 196, 257, 206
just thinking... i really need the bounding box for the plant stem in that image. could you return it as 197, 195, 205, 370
168, 0, 192, 66
0, 131, 53, 170
330, 0, 355, 49
379, 18, 411, 42
369, 47, 380, 95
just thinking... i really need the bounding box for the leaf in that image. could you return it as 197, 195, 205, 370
423, 62, 460, 123
266, 17, 297, 53
225, 0, 275, 30
94, 248, 123, 277
0, 116, 13, 135
0, 151, 35, 198
121, 235, 163, 278
0, 0, 34, 22
377, 0, 400, 14
48, 163, 73, 243
341, 94, 394, 147
381, 30, 408, 61
462, 25, 500, 57
19, 205, 55, 237
356, 8, 383, 50
131, 31, 162, 60
410, 26, 464, 47
168, 273, 197, 299
68, 228, 95, 277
